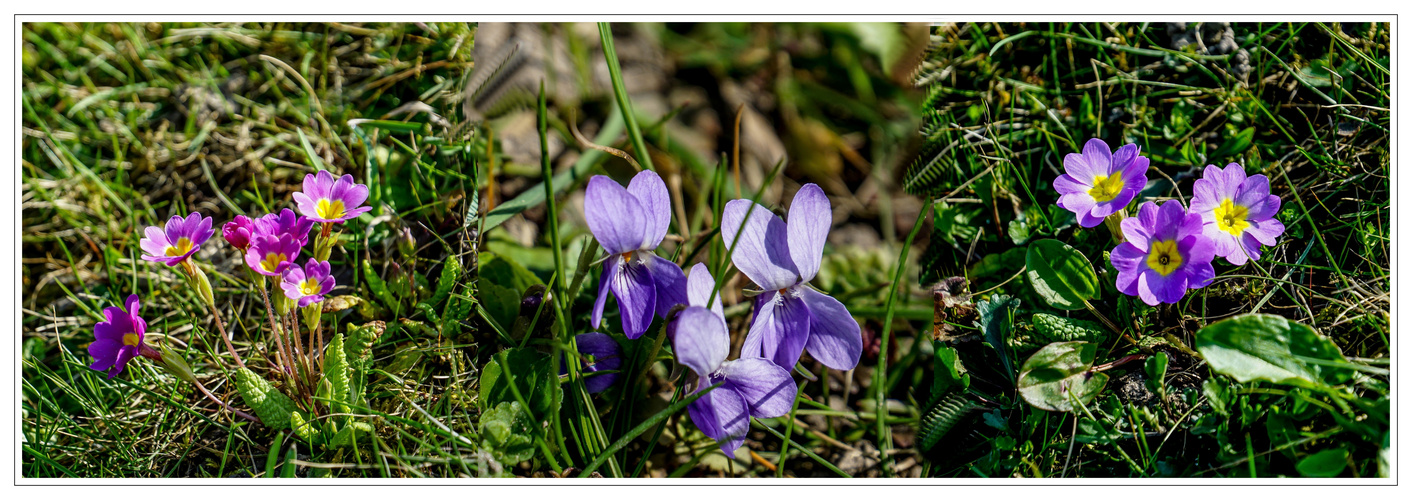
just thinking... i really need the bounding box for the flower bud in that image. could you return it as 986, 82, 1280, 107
222, 215, 255, 250
159, 344, 200, 386
397, 226, 417, 260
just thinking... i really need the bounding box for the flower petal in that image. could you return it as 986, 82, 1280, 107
799, 287, 862, 371
1120, 202, 1159, 249
1235, 175, 1279, 220
722, 199, 799, 291
686, 381, 750, 455
786, 184, 831, 283
720, 358, 797, 418
686, 262, 724, 320
644, 254, 688, 319
610, 260, 657, 339
1203, 224, 1242, 264
627, 170, 672, 250
1244, 218, 1285, 247
574, 332, 623, 394
591, 255, 621, 330
740, 291, 810, 370
670, 306, 729, 377
584, 176, 648, 255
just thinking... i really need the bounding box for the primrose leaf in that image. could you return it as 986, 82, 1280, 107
1025, 239, 1100, 310
234, 367, 298, 430
1017, 341, 1108, 412
1031, 313, 1107, 344
324, 333, 351, 412
1195, 314, 1351, 389
479, 401, 537, 465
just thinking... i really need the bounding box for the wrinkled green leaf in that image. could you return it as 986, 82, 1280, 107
479, 401, 537, 465
479, 348, 561, 423
234, 367, 298, 430
1031, 313, 1107, 344
1195, 314, 1351, 389
324, 333, 351, 412
1017, 341, 1108, 412
1025, 239, 1099, 310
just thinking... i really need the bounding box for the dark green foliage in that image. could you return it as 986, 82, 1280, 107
918, 392, 981, 452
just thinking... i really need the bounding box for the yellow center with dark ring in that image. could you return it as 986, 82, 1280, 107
1146, 239, 1183, 276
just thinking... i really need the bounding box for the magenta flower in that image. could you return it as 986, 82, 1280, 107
672, 306, 796, 454
244, 233, 304, 277
584, 170, 688, 339
254, 208, 316, 247
279, 259, 334, 307
292, 171, 372, 224
569, 333, 623, 394
222, 215, 256, 251
722, 184, 861, 371
1189, 163, 1285, 266
1053, 138, 1150, 227
1110, 200, 1217, 306
140, 213, 214, 266
89, 294, 157, 379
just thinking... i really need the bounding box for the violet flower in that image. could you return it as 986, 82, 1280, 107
254, 208, 316, 247
672, 306, 796, 454
570, 332, 623, 394
244, 233, 304, 277
140, 212, 214, 266
584, 170, 688, 339
685, 262, 724, 322
1110, 200, 1217, 306
1189, 163, 1285, 266
1053, 138, 1150, 227
721, 184, 861, 371
279, 259, 335, 307
89, 294, 158, 379
293, 170, 372, 224
222, 215, 256, 251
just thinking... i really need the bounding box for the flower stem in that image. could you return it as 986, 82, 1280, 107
190, 375, 260, 424
256, 280, 297, 383
183, 261, 245, 369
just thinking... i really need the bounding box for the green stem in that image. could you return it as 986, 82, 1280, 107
598, 22, 655, 173
873, 206, 929, 477
577, 383, 721, 478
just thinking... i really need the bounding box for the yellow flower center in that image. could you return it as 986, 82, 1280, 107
1087, 171, 1126, 203
165, 237, 194, 257
1213, 199, 1250, 237
316, 198, 347, 220
260, 253, 288, 273
1146, 239, 1183, 276
299, 278, 322, 296
123, 332, 140, 347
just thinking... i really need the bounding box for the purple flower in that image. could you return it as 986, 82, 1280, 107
685, 263, 724, 322
222, 215, 256, 251
254, 208, 316, 247
1189, 163, 1285, 266
88, 294, 155, 379
1110, 200, 1217, 306
292, 171, 372, 223
279, 259, 334, 307
1053, 138, 1150, 227
584, 170, 688, 339
570, 333, 623, 394
672, 306, 796, 454
140, 213, 214, 266
722, 184, 861, 371
244, 233, 304, 277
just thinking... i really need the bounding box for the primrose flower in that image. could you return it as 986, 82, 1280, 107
570, 332, 623, 394
89, 294, 158, 379
722, 184, 862, 371
244, 233, 304, 277
279, 259, 334, 307
293, 170, 372, 224
1053, 138, 1150, 227
140, 213, 215, 266
584, 170, 688, 339
1110, 200, 1216, 306
1189, 163, 1285, 266
222, 215, 256, 251
672, 306, 796, 454
254, 208, 316, 247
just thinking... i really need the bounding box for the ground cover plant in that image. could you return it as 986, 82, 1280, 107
21, 21, 1389, 479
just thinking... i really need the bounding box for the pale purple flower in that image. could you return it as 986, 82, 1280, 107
89, 294, 158, 379
722, 184, 861, 371
584, 170, 688, 339
1110, 200, 1217, 306
222, 215, 256, 251
685, 263, 724, 322
140, 213, 214, 266
672, 306, 796, 454
254, 208, 316, 247
292, 170, 372, 223
244, 233, 304, 277
279, 259, 334, 307
1053, 138, 1150, 227
1189, 163, 1285, 266
569, 333, 623, 394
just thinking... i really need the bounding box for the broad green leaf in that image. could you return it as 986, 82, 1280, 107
1025, 239, 1100, 310
1296, 448, 1348, 477
1195, 314, 1351, 389
1017, 341, 1108, 412
1144, 351, 1169, 394
479, 348, 561, 423
975, 294, 1020, 378
234, 367, 298, 430
929, 342, 970, 404
1211, 127, 1256, 158
361, 259, 398, 311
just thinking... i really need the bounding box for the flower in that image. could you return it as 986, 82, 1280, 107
89, 294, 156, 379
584, 170, 688, 339
672, 306, 796, 454
722, 184, 862, 371
244, 233, 304, 277
140, 213, 214, 266
292, 170, 372, 223
279, 259, 334, 307
570, 333, 623, 394
254, 208, 315, 247
1189, 163, 1285, 265
1110, 200, 1217, 306
1053, 138, 1150, 227
222, 215, 256, 250
685, 262, 724, 322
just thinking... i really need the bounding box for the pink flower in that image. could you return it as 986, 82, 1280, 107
140, 213, 214, 266
279, 259, 335, 308
222, 215, 256, 250
292, 171, 372, 223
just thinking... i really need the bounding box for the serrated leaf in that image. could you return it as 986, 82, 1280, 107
1195, 314, 1351, 389
324, 333, 351, 411
479, 401, 537, 464
235, 367, 298, 430
1025, 239, 1100, 310
1017, 341, 1108, 413
290, 411, 321, 443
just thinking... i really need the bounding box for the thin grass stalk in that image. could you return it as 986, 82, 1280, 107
873, 206, 928, 477
597, 22, 655, 172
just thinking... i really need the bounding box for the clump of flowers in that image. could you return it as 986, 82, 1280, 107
1189, 163, 1286, 265
583, 170, 687, 339
672, 306, 796, 454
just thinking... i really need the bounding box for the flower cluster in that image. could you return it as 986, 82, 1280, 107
1052, 138, 1285, 306
583, 171, 861, 453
